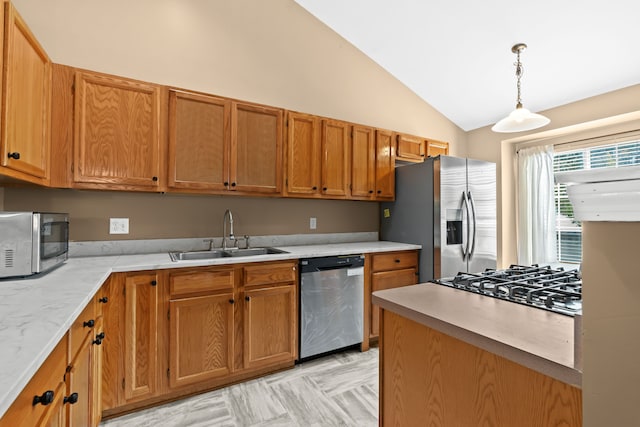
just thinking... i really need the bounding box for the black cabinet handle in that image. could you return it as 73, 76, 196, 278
322, 187, 327, 191
395, 259, 401, 263
229, 298, 235, 304
231, 182, 236, 187
98, 297, 108, 304
368, 190, 374, 194
224, 181, 229, 186
152, 176, 158, 181
7, 152, 20, 160
151, 280, 157, 286
92, 337, 103, 346
33, 390, 54, 406
245, 296, 250, 302
377, 190, 382, 194
312, 186, 317, 190
83, 320, 95, 328
64, 393, 79, 405
96, 332, 105, 340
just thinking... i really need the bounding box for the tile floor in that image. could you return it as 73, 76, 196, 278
101, 347, 379, 427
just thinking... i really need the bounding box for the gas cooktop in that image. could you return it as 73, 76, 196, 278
434, 264, 582, 316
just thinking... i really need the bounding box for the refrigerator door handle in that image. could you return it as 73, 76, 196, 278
468, 191, 477, 258
461, 191, 470, 259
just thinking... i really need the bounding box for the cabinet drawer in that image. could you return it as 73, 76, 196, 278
372, 251, 418, 272
243, 262, 297, 287
69, 299, 96, 361
170, 269, 234, 297
0, 335, 68, 427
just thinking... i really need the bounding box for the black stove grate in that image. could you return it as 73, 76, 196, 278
435, 264, 582, 316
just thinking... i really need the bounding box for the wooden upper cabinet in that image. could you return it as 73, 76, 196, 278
375, 129, 395, 200
395, 133, 426, 162
426, 138, 449, 157
351, 125, 375, 199
232, 102, 283, 194
0, 2, 51, 183
320, 119, 350, 197
168, 90, 230, 191
168, 91, 283, 195
285, 111, 320, 195
74, 71, 162, 189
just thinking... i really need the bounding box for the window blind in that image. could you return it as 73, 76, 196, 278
553, 135, 640, 263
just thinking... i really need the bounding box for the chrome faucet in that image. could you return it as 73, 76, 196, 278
222, 209, 235, 250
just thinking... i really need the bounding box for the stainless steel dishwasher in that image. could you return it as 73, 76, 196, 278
299, 255, 365, 360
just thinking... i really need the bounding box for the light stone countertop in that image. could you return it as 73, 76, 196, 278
0, 240, 419, 419
372, 283, 582, 388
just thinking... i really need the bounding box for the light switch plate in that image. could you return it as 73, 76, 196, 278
309, 217, 317, 230
109, 218, 129, 234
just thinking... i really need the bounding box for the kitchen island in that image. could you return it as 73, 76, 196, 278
373, 283, 582, 427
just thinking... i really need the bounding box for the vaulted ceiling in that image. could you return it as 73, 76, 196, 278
294, 0, 640, 131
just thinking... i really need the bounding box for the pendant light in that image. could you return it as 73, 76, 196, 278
492, 43, 550, 133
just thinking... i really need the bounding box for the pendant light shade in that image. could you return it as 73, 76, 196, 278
491, 43, 550, 133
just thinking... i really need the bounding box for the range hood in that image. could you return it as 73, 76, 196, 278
555, 165, 640, 221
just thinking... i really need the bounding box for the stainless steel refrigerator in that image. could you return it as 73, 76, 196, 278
381, 155, 496, 282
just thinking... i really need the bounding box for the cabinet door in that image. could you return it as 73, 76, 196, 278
351, 125, 375, 199
370, 268, 417, 338
66, 336, 92, 427
169, 293, 234, 389
375, 129, 395, 200
91, 316, 103, 427
100, 277, 122, 411
38, 381, 66, 427
321, 119, 350, 197
426, 139, 449, 157
1, 2, 51, 181
244, 285, 297, 370
74, 72, 161, 189
285, 111, 320, 195
168, 90, 230, 191
123, 273, 158, 403
232, 102, 283, 194
396, 133, 425, 162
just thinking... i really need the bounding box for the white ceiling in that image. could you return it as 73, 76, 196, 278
294, 0, 640, 131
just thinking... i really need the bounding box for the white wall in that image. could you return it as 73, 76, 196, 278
13, 0, 466, 155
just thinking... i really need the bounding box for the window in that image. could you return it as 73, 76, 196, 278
553, 140, 640, 263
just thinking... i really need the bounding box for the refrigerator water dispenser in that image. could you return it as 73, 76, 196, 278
446, 209, 463, 245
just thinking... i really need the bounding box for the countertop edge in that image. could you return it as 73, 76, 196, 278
372, 291, 582, 388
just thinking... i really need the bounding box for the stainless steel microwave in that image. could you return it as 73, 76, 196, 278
0, 212, 69, 278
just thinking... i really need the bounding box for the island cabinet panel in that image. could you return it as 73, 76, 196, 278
285, 111, 320, 195
0, 1, 51, 184
168, 293, 234, 388
232, 102, 283, 194
168, 90, 229, 191
374, 129, 395, 200
351, 125, 376, 199
74, 71, 162, 190
379, 310, 583, 427
122, 272, 159, 403
320, 119, 350, 198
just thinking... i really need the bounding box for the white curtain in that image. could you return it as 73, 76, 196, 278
517, 145, 557, 265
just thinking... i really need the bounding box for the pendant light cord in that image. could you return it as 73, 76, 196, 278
515, 49, 523, 109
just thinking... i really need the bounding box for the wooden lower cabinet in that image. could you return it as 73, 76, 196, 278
66, 335, 92, 427
243, 284, 297, 370
379, 310, 582, 427
367, 250, 418, 341
168, 293, 235, 388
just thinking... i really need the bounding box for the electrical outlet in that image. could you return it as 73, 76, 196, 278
309, 217, 317, 230
109, 218, 129, 234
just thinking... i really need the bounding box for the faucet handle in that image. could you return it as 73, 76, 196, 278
244, 235, 250, 249
202, 238, 215, 250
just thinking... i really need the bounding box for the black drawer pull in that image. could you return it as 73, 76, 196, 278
83, 319, 95, 328
33, 390, 54, 406
98, 297, 108, 304
7, 152, 20, 160
64, 393, 79, 405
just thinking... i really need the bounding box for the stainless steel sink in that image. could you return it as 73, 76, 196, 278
169, 247, 288, 262
223, 247, 288, 257
169, 250, 228, 262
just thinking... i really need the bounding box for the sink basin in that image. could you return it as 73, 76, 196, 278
169, 247, 288, 262
169, 250, 228, 262
224, 247, 289, 257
